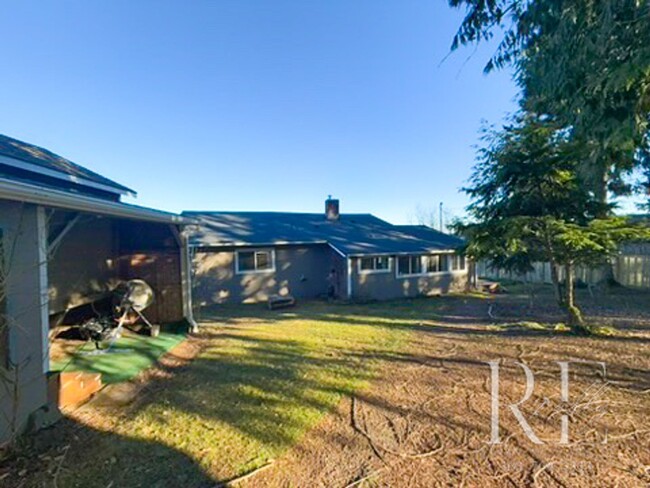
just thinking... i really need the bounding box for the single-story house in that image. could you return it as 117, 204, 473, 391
0, 134, 196, 443
185, 198, 469, 306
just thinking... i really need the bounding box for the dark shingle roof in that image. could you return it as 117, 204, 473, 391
0, 134, 135, 196
184, 211, 464, 256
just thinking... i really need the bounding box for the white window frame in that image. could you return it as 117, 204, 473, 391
396, 253, 452, 278
235, 249, 276, 274
357, 256, 391, 274
396, 255, 423, 277
450, 254, 467, 272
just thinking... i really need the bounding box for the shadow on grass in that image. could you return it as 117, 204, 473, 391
9, 292, 650, 486
204, 293, 650, 343
0, 417, 215, 488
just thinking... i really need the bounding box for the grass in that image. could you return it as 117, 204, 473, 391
48, 298, 443, 487
6, 290, 650, 487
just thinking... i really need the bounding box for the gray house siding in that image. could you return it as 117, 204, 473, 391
192, 244, 345, 305
0, 200, 50, 443
192, 248, 469, 306
350, 256, 469, 300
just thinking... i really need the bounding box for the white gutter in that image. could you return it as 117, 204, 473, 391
192, 241, 459, 258
347, 249, 459, 257
193, 240, 330, 249
0, 177, 194, 225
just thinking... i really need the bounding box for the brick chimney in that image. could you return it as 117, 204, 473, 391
325, 195, 340, 221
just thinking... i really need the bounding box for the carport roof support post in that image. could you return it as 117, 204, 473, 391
0, 202, 51, 442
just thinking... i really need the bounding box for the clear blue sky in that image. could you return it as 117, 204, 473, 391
0, 1, 519, 224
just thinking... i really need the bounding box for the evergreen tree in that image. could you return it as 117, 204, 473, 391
456, 116, 650, 333
449, 0, 650, 206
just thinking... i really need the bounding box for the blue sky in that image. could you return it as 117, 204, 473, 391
0, 1, 519, 224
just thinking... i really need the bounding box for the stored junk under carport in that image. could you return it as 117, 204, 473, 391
0, 134, 197, 444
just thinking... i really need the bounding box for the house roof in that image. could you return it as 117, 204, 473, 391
184, 211, 464, 256
0, 134, 136, 197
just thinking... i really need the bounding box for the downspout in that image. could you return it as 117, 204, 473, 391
172, 225, 199, 333
347, 257, 353, 300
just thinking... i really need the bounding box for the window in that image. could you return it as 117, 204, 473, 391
397, 254, 450, 277
451, 254, 466, 271
425, 254, 448, 273
236, 249, 275, 274
359, 256, 391, 273
397, 255, 422, 276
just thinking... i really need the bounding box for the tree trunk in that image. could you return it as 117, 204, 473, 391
549, 262, 563, 306
564, 262, 589, 334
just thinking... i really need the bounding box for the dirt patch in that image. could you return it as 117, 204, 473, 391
3, 289, 649, 487
250, 295, 650, 487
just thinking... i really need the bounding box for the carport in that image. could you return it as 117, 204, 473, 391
48, 209, 190, 326
0, 134, 196, 444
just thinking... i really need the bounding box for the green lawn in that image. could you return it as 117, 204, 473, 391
51, 298, 444, 487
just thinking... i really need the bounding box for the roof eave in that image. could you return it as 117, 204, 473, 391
190, 239, 329, 248
346, 249, 460, 257
0, 177, 193, 225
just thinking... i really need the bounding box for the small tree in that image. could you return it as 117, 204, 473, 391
456, 116, 650, 333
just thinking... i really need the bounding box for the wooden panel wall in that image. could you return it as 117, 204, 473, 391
117, 252, 183, 323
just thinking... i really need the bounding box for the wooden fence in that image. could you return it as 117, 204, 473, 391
477, 242, 650, 289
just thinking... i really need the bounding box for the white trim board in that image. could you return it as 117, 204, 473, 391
327, 242, 347, 258
0, 154, 136, 197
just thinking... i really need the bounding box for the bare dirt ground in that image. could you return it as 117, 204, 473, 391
251, 288, 650, 487
2, 286, 649, 487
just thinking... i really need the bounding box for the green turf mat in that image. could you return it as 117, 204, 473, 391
51, 331, 186, 384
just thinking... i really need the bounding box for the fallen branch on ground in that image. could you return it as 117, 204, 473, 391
213, 460, 274, 487
350, 396, 444, 460
344, 467, 387, 488
532, 461, 556, 486
52, 445, 70, 488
